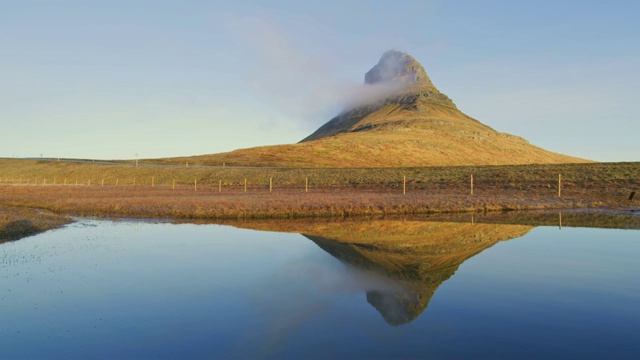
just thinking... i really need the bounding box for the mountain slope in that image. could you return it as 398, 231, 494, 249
154, 50, 589, 167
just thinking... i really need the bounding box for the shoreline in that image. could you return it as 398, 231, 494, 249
0, 184, 637, 221
0, 205, 73, 243
1, 187, 638, 243
1, 204, 638, 245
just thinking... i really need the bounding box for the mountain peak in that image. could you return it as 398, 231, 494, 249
185, 50, 589, 167
364, 50, 435, 88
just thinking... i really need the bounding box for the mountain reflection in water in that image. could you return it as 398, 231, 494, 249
2, 210, 638, 359
236, 219, 534, 325
230, 211, 639, 326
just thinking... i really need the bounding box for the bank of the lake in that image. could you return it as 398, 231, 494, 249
0, 206, 72, 243
0, 183, 638, 222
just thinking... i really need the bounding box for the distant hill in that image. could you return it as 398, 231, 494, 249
153, 50, 589, 167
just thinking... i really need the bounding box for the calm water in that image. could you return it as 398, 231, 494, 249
1, 216, 639, 359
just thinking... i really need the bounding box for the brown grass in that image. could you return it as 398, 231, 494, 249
1, 159, 637, 220
0, 206, 72, 242
0, 181, 634, 221
150, 101, 590, 167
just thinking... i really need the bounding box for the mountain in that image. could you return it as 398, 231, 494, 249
156, 50, 589, 167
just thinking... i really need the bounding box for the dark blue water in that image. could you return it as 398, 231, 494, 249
1, 219, 639, 359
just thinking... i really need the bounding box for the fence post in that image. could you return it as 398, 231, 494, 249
173, 179, 175, 190
244, 179, 247, 192
403, 176, 406, 195
194, 179, 197, 191
558, 174, 562, 197
471, 174, 474, 195
219, 180, 222, 193
306, 177, 308, 193
152, 177, 154, 187
270, 177, 272, 192
116, 178, 119, 186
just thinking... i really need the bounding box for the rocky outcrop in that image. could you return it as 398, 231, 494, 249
364, 50, 435, 87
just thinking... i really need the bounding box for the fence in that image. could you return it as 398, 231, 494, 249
0, 172, 629, 199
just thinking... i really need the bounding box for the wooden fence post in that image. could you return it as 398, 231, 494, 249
471, 175, 474, 195
558, 174, 562, 197
403, 176, 406, 195
152, 177, 154, 187
270, 177, 272, 192
173, 179, 175, 190
306, 177, 308, 193
194, 179, 197, 191
244, 179, 247, 192
219, 180, 222, 193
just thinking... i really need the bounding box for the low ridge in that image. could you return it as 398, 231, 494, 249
154, 50, 589, 167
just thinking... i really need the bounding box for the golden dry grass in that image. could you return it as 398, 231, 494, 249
150, 102, 590, 167
1, 158, 637, 220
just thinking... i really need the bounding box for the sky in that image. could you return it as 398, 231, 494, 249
1, 0, 638, 162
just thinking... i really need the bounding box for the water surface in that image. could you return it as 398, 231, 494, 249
1, 214, 639, 359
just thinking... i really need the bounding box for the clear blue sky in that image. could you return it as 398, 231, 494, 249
1, 0, 638, 161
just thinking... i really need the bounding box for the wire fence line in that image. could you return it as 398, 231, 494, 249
1, 173, 632, 199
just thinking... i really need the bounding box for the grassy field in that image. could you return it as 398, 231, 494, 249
0, 159, 638, 220
1, 158, 638, 190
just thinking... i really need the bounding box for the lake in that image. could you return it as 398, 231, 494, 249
1, 213, 639, 359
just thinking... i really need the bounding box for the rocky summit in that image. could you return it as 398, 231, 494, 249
364, 50, 435, 87
163, 50, 589, 167
301, 50, 457, 143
